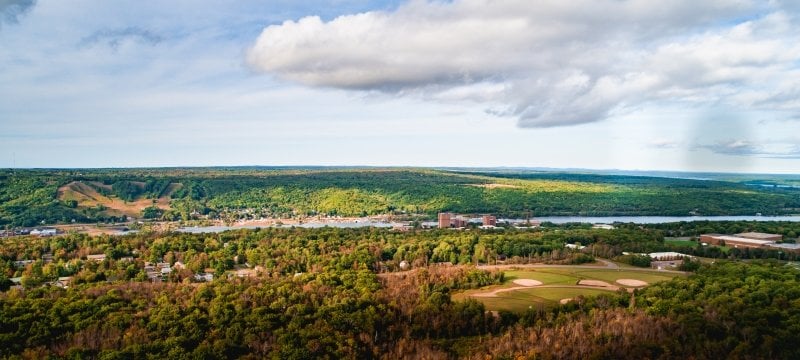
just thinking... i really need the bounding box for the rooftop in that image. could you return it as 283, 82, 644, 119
736, 232, 783, 240
710, 235, 775, 245
767, 243, 800, 250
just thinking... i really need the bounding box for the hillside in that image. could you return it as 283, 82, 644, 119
1, 167, 799, 226
56, 181, 175, 218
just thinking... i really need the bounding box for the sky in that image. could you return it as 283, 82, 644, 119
2, 0, 800, 173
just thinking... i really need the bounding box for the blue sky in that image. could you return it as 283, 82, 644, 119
2, 0, 800, 173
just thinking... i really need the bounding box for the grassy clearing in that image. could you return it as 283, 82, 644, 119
665, 238, 698, 247
472, 287, 614, 312
456, 265, 682, 312
567, 269, 677, 284
503, 270, 579, 285
514, 287, 612, 303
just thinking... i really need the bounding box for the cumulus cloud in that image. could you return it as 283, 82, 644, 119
247, 0, 800, 127
0, 0, 35, 26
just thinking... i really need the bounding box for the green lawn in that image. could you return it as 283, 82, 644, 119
665, 238, 697, 247
471, 287, 615, 312
454, 265, 683, 312
568, 269, 677, 285
503, 270, 579, 285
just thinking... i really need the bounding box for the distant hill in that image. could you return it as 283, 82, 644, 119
1, 167, 799, 226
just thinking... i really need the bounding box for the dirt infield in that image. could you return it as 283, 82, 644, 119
512, 279, 543, 286
577, 279, 614, 288
616, 279, 649, 287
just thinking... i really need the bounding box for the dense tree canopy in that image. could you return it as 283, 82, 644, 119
2, 168, 799, 226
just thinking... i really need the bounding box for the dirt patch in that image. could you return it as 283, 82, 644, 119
560, 298, 573, 304
512, 279, 543, 286
616, 279, 648, 287
578, 279, 613, 287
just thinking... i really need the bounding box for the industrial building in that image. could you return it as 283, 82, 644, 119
700, 232, 784, 249
438, 213, 497, 228
438, 212, 452, 228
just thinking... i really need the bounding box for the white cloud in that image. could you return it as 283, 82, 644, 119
248, 0, 800, 127
698, 138, 800, 158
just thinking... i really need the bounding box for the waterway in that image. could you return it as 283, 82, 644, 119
176, 215, 800, 233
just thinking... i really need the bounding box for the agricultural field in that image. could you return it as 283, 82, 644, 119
454, 267, 682, 312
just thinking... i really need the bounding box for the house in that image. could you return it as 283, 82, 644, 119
54, 277, 72, 288
233, 268, 257, 278
193, 273, 214, 282
86, 254, 107, 261
13, 260, 34, 268
592, 224, 615, 230
9, 277, 22, 290
565, 243, 586, 250
30, 228, 57, 237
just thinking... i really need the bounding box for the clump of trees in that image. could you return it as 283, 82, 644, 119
4, 168, 800, 226
1, 224, 800, 358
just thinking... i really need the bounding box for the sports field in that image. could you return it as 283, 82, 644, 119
453, 266, 682, 312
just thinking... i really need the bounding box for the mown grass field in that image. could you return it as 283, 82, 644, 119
664, 238, 698, 247
454, 266, 683, 312
469, 287, 614, 312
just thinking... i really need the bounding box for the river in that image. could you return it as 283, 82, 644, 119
176, 215, 800, 233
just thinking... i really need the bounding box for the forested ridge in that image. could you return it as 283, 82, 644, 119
1, 225, 799, 358
2, 168, 799, 226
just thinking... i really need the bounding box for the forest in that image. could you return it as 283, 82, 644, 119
1, 225, 800, 359
2, 167, 799, 227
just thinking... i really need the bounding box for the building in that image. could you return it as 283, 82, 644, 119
700, 234, 776, 249
13, 260, 34, 268
54, 277, 72, 289
767, 243, 800, 251
482, 215, 497, 226
438, 212, 452, 228
736, 232, 783, 241
592, 224, 615, 230
649, 252, 691, 260
30, 228, 57, 237
451, 217, 468, 228
194, 273, 214, 282
86, 254, 107, 261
